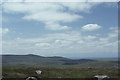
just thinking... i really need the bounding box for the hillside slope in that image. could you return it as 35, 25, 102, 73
2, 54, 118, 68
2, 54, 95, 66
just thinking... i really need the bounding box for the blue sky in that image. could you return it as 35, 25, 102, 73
1, 2, 118, 58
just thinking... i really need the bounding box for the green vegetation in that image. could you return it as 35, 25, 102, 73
3, 67, 119, 78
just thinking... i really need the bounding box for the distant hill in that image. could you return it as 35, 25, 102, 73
2, 54, 118, 68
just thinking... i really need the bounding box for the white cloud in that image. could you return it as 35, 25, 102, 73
109, 27, 118, 30
99, 38, 108, 41
88, 0, 119, 2
2, 3, 101, 30
84, 35, 96, 40
108, 28, 118, 38
54, 39, 73, 47
61, 3, 100, 13
2, 29, 118, 56
0, 27, 9, 34
23, 11, 82, 23
45, 22, 71, 30
103, 41, 118, 47
77, 40, 84, 44
1, 0, 119, 2
35, 43, 51, 48
0, 28, 9, 53
82, 24, 102, 31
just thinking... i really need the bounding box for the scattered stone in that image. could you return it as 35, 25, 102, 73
36, 70, 42, 75
94, 75, 110, 80
26, 77, 37, 80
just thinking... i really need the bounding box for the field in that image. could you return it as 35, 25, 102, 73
2, 67, 119, 79
2, 55, 119, 80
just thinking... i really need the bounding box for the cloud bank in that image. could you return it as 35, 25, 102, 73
2, 3, 100, 30
2, 3, 118, 58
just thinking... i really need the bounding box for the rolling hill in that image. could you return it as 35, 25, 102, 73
2, 54, 118, 68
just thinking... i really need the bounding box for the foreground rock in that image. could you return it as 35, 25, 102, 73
94, 75, 110, 80
26, 77, 37, 80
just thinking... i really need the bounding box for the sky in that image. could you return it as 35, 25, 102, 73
0, 2, 118, 58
